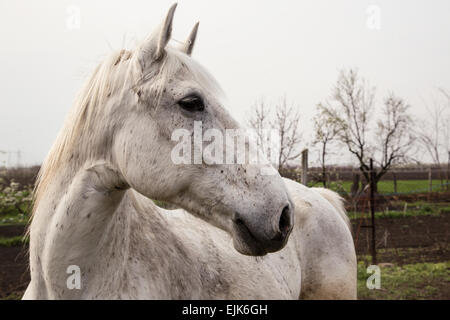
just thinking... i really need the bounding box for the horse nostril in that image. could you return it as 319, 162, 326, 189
279, 205, 291, 236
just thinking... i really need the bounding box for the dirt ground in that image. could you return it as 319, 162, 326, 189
0, 225, 28, 299
353, 214, 449, 264
0, 214, 449, 299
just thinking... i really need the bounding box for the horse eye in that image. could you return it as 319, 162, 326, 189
178, 95, 205, 112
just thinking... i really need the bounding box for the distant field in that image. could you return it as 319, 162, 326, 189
309, 179, 449, 195
349, 201, 450, 220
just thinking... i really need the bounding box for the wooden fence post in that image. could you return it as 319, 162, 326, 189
428, 168, 432, 192
351, 173, 360, 197
393, 171, 397, 194
428, 167, 433, 201
369, 158, 377, 265
301, 149, 308, 186
447, 151, 450, 191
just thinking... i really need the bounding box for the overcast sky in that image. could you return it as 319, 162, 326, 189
1, 0, 449, 166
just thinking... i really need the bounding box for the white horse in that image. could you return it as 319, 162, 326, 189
23, 4, 356, 299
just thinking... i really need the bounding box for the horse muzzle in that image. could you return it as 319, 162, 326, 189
231, 203, 294, 256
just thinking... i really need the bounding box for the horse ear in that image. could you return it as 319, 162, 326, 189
180, 22, 199, 56
138, 3, 177, 68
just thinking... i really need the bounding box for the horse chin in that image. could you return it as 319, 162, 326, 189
231, 220, 268, 256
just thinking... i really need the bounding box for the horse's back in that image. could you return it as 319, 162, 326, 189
283, 178, 357, 299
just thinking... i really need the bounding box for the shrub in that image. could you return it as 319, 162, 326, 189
0, 179, 33, 217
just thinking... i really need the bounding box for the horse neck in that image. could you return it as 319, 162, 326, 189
30, 160, 166, 294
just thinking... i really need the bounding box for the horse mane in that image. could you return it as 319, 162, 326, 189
30, 49, 134, 218
30, 41, 222, 222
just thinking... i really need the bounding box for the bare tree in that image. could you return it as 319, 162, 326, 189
322, 68, 414, 191
248, 97, 302, 171
417, 89, 450, 184
417, 100, 446, 165
248, 99, 272, 158
313, 103, 339, 187
273, 98, 303, 170
443, 88, 450, 188
375, 93, 415, 179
